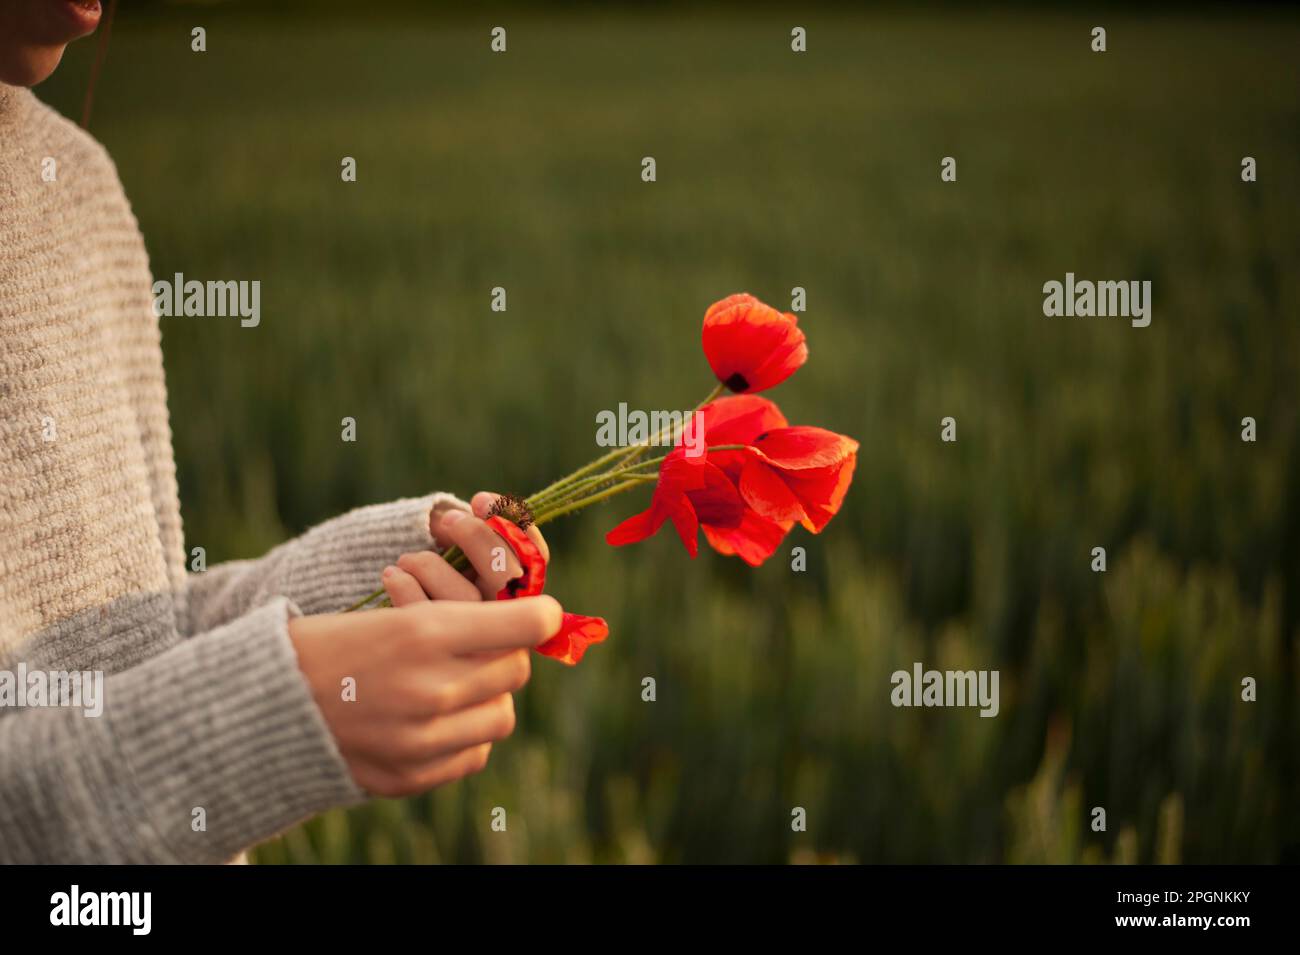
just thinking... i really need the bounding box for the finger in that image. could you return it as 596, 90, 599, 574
354, 743, 493, 797
473, 491, 549, 563
396, 551, 481, 602
471, 491, 499, 518
421, 649, 531, 714
525, 525, 550, 564
382, 565, 428, 607
440, 510, 524, 598
388, 647, 516, 718
412, 596, 562, 654
429, 498, 472, 549
404, 694, 516, 762
410, 742, 493, 791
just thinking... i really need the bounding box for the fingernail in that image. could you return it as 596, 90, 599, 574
382, 565, 395, 578
441, 509, 466, 527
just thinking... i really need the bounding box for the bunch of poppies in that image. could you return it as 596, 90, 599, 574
354, 293, 858, 665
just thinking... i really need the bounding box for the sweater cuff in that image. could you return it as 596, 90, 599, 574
113, 597, 364, 862
282, 492, 468, 616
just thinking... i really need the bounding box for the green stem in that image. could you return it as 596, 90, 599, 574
344, 589, 385, 612
531, 442, 746, 516
618, 381, 726, 470
530, 384, 729, 515
534, 473, 658, 514
532, 479, 649, 524
527, 459, 660, 510
529, 381, 728, 509
526, 446, 630, 504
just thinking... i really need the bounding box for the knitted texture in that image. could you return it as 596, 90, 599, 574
0, 84, 461, 862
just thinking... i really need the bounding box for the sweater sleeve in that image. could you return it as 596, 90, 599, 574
182, 492, 468, 636
0, 597, 364, 863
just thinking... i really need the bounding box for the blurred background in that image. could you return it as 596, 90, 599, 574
37, 1, 1300, 863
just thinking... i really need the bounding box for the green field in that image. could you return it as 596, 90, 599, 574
38, 5, 1300, 863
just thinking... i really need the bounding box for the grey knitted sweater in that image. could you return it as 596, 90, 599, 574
0, 83, 457, 862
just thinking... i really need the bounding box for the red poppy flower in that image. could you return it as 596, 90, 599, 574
702, 293, 808, 394
605, 395, 794, 565
486, 515, 608, 665
738, 427, 858, 533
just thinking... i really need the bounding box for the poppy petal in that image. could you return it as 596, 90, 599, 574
739, 455, 809, 524
666, 497, 701, 557
701, 511, 792, 567
699, 394, 789, 445
683, 463, 745, 527
751, 426, 859, 469
661, 446, 709, 487
536, 613, 610, 666
486, 515, 547, 598
606, 506, 662, 547
608, 446, 709, 557
780, 457, 858, 532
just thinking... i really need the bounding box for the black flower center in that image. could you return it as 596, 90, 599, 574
724, 372, 750, 392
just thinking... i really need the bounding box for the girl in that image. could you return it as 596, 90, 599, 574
0, 0, 559, 863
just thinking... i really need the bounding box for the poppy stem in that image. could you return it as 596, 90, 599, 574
528, 473, 657, 514
616, 382, 727, 470
525, 444, 748, 520
344, 589, 385, 612
525, 460, 660, 510
531, 479, 651, 525
525, 446, 630, 503
526, 382, 729, 511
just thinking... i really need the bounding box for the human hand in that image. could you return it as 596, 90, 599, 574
412, 491, 548, 602
288, 595, 560, 797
